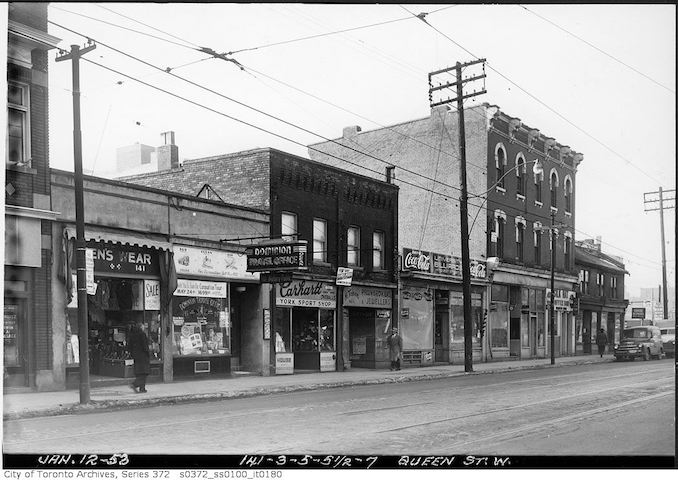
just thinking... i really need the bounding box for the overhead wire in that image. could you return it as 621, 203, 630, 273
517, 4, 675, 94
400, 5, 667, 186
48, 16, 666, 269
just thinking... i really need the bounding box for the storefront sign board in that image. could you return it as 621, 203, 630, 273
246, 241, 308, 272
320, 351, 336, 372
275, 280, 336, 309
263, 308, 271, 340
275, 353, 294, 375
175, 279, 228, 298
343, 286, 392, 309
88, 242, 160, 276
403, 247, 486, 279
144, 280, 161, 310
631, 307, 646, 319
174, 245, 259, 281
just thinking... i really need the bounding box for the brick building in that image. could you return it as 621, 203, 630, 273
123, 147, 399, 372
308, 102, 582, 363
4, 3, 61, 388
575, 238, 629, 353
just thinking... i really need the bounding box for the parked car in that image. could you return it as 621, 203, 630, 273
660, 327, 675, 357
614, 326, 663, 361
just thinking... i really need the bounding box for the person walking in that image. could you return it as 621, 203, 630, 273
127, 319, 150, 393
596, 328, 608, 358
386, 326, 403, 371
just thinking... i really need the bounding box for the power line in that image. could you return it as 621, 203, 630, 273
518, 4, 675, 94
403, 6, 667, 186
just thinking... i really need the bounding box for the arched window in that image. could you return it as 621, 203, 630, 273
550, 170, 559, 208
533, 222, 543, 265
534, 168, 543, 203
564, 177, 573, 213
516, 154, 526, 196
516, 223, 525, 262
495, 144, 507, 189
496, 218, 505, 258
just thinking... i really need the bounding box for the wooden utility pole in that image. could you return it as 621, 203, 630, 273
643, 187, 675, 321
428, 59, 486, 372
56, 41, 96, 404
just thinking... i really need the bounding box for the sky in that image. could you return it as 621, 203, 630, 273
43, 3, 676, 298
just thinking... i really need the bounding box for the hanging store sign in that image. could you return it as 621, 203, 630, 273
336, 267, 354, 286
275, 280, 336, 308
402, 247, 485, 279
175, 279, 228, 298
174, 245, 259, 281
88, 242, 160, 276
343, 286, 392, 309
546, 289, 575, 311
246, 241, 308, 272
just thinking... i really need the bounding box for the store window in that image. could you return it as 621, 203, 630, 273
6, 82, 29, 166
275, 307, 335, 353
372, 230, 384, 270
313, 218, 327, 263
281, 211, 297, 241
172, 280, 230, 356
347, 226, 360, 266
400, 286, 434, 350
274, 308, 291, 353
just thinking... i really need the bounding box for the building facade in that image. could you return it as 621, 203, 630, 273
123, 147, 399, 373
4, 3, 61, 388
308, 103, 582, 363
575, 238, 629, 353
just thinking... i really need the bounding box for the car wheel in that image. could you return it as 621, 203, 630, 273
643, 348, 650, 361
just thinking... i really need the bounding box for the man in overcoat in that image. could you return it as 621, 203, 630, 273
595, 328, 608, 358
128, 319, 151, 393
386, 327, 403, 371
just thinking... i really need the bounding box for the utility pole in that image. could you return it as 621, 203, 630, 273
549, 212, 556, 366
643, 187, 675, 321
56, 41, 96, 404
428, 59, 486, 372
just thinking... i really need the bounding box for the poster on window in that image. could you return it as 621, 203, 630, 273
144, 280, 161, 310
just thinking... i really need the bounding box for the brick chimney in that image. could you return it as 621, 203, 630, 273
157, 131, 179, 170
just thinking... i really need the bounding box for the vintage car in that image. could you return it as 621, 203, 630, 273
660, 327, 675, 357
614, 326, 664, 361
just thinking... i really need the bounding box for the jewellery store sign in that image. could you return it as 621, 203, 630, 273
343, 286, 392, 309
275, 280, 336, 309
402, 247, 486, 279
174, 245, 259, 281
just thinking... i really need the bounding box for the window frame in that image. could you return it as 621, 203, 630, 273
347, 225, 361, 267
550, 171, 559, 208
312, 218, 327, 263
564, 177, 572, 213
6, 81, 31, 167
534, 228, 542, 265
516, 154, 526, 196
495, 144, 507, 190
496, 218, 505, 259
516, 222, 525, 262
372, 230, 385, 270
281, 211, 298, 242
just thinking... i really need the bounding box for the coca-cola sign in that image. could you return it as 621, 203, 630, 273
402, 248, 432, 272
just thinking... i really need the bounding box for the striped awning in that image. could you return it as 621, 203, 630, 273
63, 225, 171, 251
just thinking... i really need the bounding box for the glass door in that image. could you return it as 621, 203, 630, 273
3, 299, 26, 386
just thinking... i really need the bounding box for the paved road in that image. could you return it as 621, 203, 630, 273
3, 359, 674, 456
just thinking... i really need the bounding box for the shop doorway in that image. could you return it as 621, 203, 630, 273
434, 308, 449, 363
348, 308, 376, 368
583, 311, 592, 354
510, 316, 520, 357
3, 298, 27, 387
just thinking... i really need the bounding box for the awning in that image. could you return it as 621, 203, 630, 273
63, 225, 171, 251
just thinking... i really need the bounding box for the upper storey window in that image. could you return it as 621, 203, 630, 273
550, 170, 559, 209
495, 144, 507, 190
516, 154, 526, 196
281, 212, 297, 241
6, 82, 30, 166
564, 177, 573, 213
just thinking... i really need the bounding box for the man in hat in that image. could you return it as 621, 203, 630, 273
595, 328, 608, 357
386, 327, 403, 371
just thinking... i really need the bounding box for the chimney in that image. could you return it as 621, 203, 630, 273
157, 131, 179, 170
342, 125, 362, 138
595, 236, 602, 251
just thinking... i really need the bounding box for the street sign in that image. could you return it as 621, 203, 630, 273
336, 267, 353, 286
631, 307, 646, 319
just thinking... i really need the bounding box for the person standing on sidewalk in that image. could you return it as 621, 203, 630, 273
595, 328, 608, 357
386, 327, 403, 371
127, 319, 150, 393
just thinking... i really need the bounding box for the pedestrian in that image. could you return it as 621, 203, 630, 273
127, 319, 150, 393
386, 327, 403, 371
596, 328, 608, 358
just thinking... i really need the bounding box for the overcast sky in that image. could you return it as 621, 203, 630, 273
44, 3, 675, 297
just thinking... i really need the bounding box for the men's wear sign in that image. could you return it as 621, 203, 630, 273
88, 242, 160, 275
174, 245, 259, 281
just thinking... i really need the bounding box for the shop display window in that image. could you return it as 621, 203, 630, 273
537, 313, 545, 347
319, 309, 335, 351
172, 295, 230, 356
491, 304, 509, 348
401, 287, 434, 349
293, 308, 319, 351
274, 308, 291, 353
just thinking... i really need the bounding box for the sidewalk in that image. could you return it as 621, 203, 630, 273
3, 354, 614, 420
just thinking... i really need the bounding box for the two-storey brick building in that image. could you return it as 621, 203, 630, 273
4, 3, 61, 388
309, 102, 583, 364
575, 238, 629, 354
122, 147, 399, 372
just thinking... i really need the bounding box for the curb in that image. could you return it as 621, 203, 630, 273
3, 358, 615, 421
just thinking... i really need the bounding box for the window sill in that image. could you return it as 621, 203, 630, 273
564, 211, 572, 217
535, 200, 543, 208
550, 206, 558, 214
495, 186, 506, 194
516, 193, 525, 202
313, 260, 332, 267
346, 265, 364, 271
6, 163, 37, 175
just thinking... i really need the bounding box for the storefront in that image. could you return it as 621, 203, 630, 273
273, 279, 337, 373
171, 245, 260, 377
64, 240, 165, 386
400, 248, 487, 366
344, 285, 393, 369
